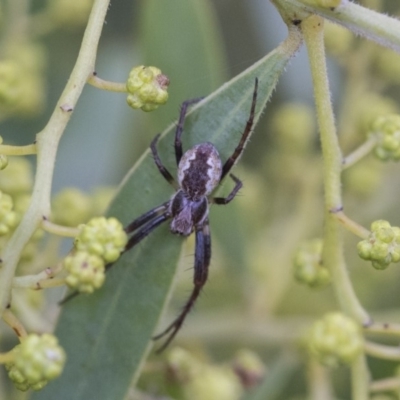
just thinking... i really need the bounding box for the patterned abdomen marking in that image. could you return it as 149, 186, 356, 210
178, 142, 222, 200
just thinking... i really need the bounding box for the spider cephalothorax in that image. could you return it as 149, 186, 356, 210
64, 79, 259, 352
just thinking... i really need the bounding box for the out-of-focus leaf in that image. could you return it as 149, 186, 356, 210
33, 32, 302, 400
139, 0, 227, 131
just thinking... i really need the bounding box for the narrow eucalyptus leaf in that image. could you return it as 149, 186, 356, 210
33, 34, 301, 400
140, 0, 227, 132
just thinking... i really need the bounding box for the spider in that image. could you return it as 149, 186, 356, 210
121, 78, 259, 352
62, 78, 259, 352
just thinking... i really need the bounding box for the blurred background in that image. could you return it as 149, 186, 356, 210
2, 0, 400, 399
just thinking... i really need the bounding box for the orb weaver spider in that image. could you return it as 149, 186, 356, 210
125, 79, 258, 351
63, 79, 259, 352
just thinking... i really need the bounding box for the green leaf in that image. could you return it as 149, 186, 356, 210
139, 0, 227, 132
33, 35, 301, 400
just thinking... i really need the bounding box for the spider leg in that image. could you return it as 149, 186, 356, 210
125, 201, 170, 234
212, 173, 242, 205
174, 97, 204, 165
153, 220, 211, 352
151, 134, 179, 190
122, 211, 170, 255
220, 78, 258, 180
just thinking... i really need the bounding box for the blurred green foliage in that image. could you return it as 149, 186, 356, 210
1, 0, 400, 399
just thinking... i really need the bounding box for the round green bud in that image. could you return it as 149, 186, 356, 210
0, 191, 17, 235
232, 349, 266, 388
126, 66, 169, 112
75, 217, 128, 263
343, 158, 383, 197
5, 42, 47, 74
375, 47, 400, 85
0, 61, 23, 107
374, 226, 394, 243
183, 365, 243, 400
371, 220, 391, 231
308, 312, 363, 367
166, 347, 202, 382
393, 227, 400, 242
271, 103, 315, 154
0, 155, 8, 170
357, 94, 397, 135
52, 188, 91, 227
293, 239, 331, 288
324, 21, 353, 57
7, 333, 66, 391
368, 115, 400, 161
358, 220, 400, 270
370, 241, 390, 262
49, 0, 93, 26
0, 157, 32, 195
371, 260, 390, 270
357, 240, 372, 260
64, 251, 105, 293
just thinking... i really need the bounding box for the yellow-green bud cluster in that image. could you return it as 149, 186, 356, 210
324, 21, 354, 58
48, 0, 93, 26
52, 188, 91, 227
0, 191, 17, 235
0, 42, 46, 116
64, 217, 127, 293
75, 217, 127, 263
0, 61, 23, 108
272, 103, 315, 154
308, 312, 363, 367
375, 47, 400, 85
0, 157, 32, 195
368, 115, 400, 161
0, 136, 8, 170
232, 349, 266, 388
6, 334, 66, 391
166, 347, 201, 382
184, 365, 243, 400
126, 66, 169, 112
64, 251, 105, 293
167, 348, 243, 400
357, 220, 400, 270
52, 186, 116, 227
293, 239, 331, 288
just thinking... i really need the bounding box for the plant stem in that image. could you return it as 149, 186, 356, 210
0, 0, 111, 315
365, 340, 400, 361
13, 262, 64, 289
0, 350, 15, 364
2, 309, 28, 339
41, 219, 80, 237
365, 322, 400, 337
302, 15, 370, 325
278, 0, 400, 52
342, 137, 378, 170
351, 354, 370, 400
333, 210, 370, 239
370, 376, 400, 393
0, 144, 37, 156
88, 74, 127, 92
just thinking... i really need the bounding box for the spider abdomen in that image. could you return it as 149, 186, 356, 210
178, 142, 222, 200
